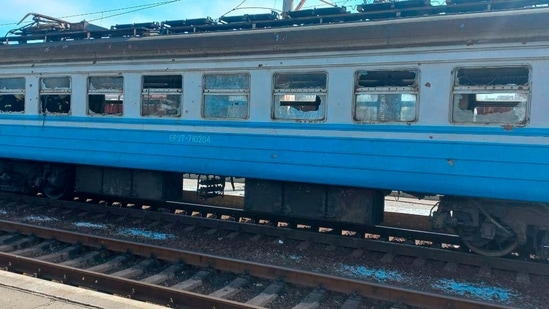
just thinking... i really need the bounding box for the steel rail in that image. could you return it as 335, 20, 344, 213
2, 193, 548, 277
0, 219, 515, 309
0, 252, 259, 309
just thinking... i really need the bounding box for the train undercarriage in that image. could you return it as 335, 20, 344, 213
0, 160, 73, 199
432, 197, 549, 258
1, 158, 548, 259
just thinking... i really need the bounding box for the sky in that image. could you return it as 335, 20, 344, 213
0, 0, 366, 37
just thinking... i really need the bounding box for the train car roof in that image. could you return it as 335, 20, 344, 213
0, 5, 548, 65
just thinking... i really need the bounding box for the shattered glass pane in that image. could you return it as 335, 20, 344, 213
274, 94, 325, 120
40, 95, 71, 114
204, 95, 248, 119
142, 75, 182, 117
274, 72, 327, 89
87, 76, 124, 116
0, 94, 24, 113
355, 93, 417, 122
0, 78, 25, 91
89, 76, 123, 90
204, 74, 249, 89
142, 94, 181, 117
455, 67, 529, 86
452, 94, 527, 124
272, 72, 327, 121
452, 66, 530, 124
354, 70, 418, 123
202, 74, 249, 119
41, 77, 70, 90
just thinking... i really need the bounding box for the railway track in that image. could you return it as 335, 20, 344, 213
1, 193, 547, 277
0, 193, 547, 306
0, 219, 515, 309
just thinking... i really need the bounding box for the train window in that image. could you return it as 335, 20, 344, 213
354, 70, 418, 123
203, 74, 249, 119
141, 75, 182, 117
273, 72, 327, 121
39, 77, 71, 115
87, 76, 124, 116
452, 67, 529, 124
0, 77, 25, 113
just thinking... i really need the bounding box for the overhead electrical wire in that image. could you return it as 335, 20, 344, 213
220, 0, 249, 18
87, 0, 183, 22
0, 0, 182, 27
63, 0, 182, 20
0, 0, 368, 29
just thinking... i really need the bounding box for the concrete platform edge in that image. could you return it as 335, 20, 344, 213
0, 270, 167, 309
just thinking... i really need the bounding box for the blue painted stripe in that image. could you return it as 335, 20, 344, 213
0, 124, 546, 165
2, 142, 543, 202
1, 126, 547, 178
1, 121, 548, 203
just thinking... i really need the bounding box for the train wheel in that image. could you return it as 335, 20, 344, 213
461, 236, 519, 257
42, 166, 72, 200
458, 213, 519, 257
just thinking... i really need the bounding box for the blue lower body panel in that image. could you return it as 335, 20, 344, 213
0, 121, 547, 203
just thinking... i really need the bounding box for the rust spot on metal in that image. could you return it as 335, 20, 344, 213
502, 124, 514, 131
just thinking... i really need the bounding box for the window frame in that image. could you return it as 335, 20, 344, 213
271, 71, 328, 122
450, 66, 530, 125
141, 74, 183, 118
0, 77, 25, 114
39, 76, 72, 115
87, 76, 124, 116
353, 69, 419, 124
202, 73, 250, 120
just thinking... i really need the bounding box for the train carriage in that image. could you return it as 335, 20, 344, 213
0, 0, 548, 258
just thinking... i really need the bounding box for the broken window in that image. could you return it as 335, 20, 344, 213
0, 77, 25, 113
273, 72, 327, 121
354, 70, 418, 123
203, 74, 249, 119
452, 67, 529, 124
40, 77, 71, 114
88, 76, 124, 116
141, 75, 182, 117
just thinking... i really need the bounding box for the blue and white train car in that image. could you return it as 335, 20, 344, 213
0, 1, 548, 257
